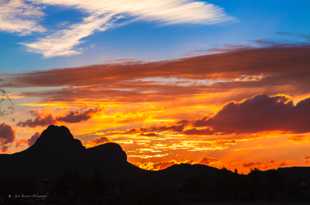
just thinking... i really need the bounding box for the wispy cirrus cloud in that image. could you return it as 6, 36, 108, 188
23, 0, 231, 57
24, 13, 118, 57
0, 0, 45, 34
34, 0, 229, 24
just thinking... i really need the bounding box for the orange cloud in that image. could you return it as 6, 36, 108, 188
84, 136, 110, 148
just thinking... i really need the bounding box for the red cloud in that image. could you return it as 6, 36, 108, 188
0, 123, 15, 151
27, 132, 40, 146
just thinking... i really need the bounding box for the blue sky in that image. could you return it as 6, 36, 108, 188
0, 0, 309, 73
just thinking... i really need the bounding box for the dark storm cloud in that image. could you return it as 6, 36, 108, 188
196, 95, 310, 134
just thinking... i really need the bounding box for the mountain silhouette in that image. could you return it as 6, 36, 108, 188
1, 125, 310, 204
0, 126, 144, 179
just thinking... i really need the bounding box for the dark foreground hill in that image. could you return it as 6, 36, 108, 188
1, 125, 310, 205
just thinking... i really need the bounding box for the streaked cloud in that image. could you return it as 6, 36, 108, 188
24, 13, 117, 57
24, 0, 231, 57
5, 45, 310, 103
35, 0, 229, 24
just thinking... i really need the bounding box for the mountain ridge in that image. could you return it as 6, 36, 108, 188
1, 125, 310, 204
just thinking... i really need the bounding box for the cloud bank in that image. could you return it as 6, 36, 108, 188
5, 44, 310, 103
197, 95, 310, 134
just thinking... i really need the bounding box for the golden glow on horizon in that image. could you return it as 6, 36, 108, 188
4, 76, 310, 174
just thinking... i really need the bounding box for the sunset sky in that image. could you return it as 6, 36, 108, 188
1, 0, 310, 173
